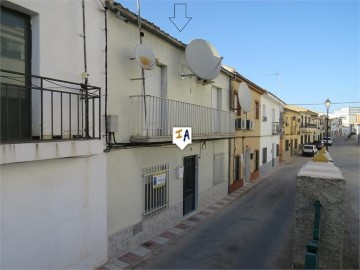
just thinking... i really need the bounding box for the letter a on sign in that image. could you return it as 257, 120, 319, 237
173, 127, 192, 150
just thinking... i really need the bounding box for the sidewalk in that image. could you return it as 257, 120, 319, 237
97, 167, 281, 270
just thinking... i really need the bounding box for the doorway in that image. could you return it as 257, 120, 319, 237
183, 155, 197, 216
244, 149, 250, 184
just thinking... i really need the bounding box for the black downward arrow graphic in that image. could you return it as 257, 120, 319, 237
169, 3, 192, 32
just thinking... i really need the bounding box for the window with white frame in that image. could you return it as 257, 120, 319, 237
214, 153, 225, 183
143, 164, 169, 217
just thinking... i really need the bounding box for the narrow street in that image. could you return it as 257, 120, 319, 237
138, 156, 307, 269
137, 136, 359, 269
330, 136, 359, 269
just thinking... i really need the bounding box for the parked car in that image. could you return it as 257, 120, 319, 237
302, 144, 318, 157
322, 137, 333, 146
312, 140, 324, 150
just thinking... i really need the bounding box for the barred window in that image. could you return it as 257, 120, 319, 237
285, 140, 289, 151
143, 164, 169, 217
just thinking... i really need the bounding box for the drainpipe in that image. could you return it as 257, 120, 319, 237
228, 76, 233, 194
82, 0, 89, 138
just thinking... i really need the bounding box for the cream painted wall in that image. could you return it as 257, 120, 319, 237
107, 140, 229, 235
106, 12, 231, 142
0, 154, 107, 269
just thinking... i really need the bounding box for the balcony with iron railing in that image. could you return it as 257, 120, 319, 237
130, 95, 235, 142
0, 69, 101, 143
1, 69, 102, 164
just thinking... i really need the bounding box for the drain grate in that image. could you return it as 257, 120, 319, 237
142, 241, 153, 247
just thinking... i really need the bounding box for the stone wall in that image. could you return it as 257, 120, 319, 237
293, 160, 345, 269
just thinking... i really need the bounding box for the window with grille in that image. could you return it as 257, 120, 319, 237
214, 153, 225, 184
143, 164, 169, 217
276, 144, 279, 157
285, 140, 289, 151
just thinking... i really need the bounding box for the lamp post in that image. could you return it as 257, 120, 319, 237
325, 98, 331, 151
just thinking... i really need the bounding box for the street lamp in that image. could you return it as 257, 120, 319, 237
325, 98, 331, 151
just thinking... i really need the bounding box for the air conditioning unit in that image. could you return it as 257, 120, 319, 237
241, 119, 246, 129
262, 116, 267, 122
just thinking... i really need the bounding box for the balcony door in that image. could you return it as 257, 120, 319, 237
143, 65, 165, 136
1, 7, 31, 141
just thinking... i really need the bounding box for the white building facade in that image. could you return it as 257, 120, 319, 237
259, 91, 284, 176
1, 1, 108, 269
333, 106, 360, 133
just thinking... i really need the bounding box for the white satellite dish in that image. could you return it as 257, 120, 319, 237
185, 39, 223, 81
134, 44, 156, 70
238, 82, 251, 113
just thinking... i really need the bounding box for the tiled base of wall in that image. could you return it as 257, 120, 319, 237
229, 179, 244, 193
108, 180, 228, 260
198, 180, 228, 210
108, 202, 182, 259
250, 170, 260, 180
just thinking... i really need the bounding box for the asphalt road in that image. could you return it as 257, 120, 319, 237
330, 135, 359, 269
137, 136, 359, 269
138, 155, 308, 269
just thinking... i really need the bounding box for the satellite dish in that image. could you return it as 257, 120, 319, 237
185, 39, 223, 81
134, 44, 156, 70
238, 82, 251, 113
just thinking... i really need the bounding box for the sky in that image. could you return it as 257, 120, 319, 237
118, 0, 359, 114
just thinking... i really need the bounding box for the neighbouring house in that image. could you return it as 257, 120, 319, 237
1, 1, 107, 269
281, 106, 301, 162
105, 0, 235, 259
333, 106, 360, 134
228, 70, 265, 192
285, 105, 320, 144
259, 91, 285, 176
329, 117, 343, 137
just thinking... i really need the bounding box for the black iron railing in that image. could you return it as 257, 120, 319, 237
0, 69, 101, 143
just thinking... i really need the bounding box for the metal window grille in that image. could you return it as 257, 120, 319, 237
143, 164, 169, 217
213, 153, 225, 184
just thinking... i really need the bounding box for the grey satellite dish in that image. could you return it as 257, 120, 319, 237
134, 44, 156, 70
185, 39, 223, 81
238, 82, 251, 113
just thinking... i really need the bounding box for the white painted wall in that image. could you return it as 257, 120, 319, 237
1, 1, 108, 268
0, 154, 107, 269
260, 92, 283, 170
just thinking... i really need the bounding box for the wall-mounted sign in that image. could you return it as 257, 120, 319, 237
153, 170, 166, 188
173, 127, 192, 150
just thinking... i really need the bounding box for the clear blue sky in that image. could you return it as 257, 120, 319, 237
119, 0, 359, 113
